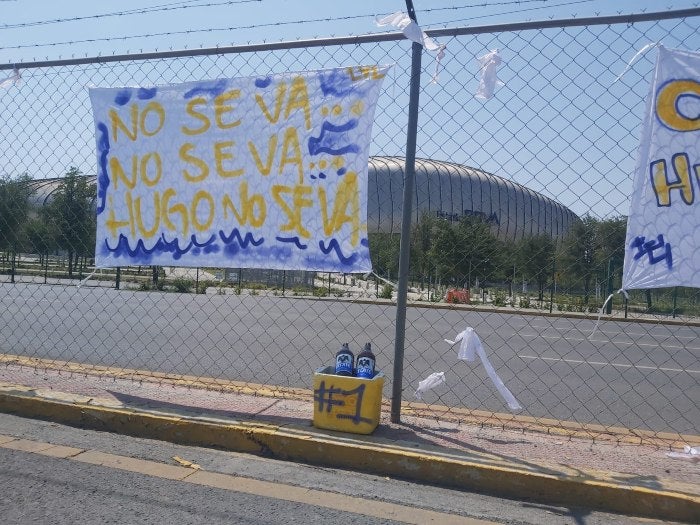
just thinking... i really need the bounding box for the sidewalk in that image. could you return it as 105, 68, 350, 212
0, 358, 698, 523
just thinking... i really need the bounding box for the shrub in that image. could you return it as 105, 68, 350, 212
379, 284, 393, 299
492, 290, 508, 307
313, 287, 329, 297
172, 277, 194, 293
519, 295, 531, 308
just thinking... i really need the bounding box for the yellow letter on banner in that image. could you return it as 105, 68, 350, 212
215, 141, 244, 178
139, 102, 166, 137
191, 190, 215, 232
318, 172, 361, 245
656, 80, 700, 132
215, 89, 241, 129
161, 188, 189, 237
134, 192, 161, 239
140, 152, 162, 187
285, 76, 311, 130
222, 181, 266, 228
255, 82, 287, 124
279, 128, 304, 184
179, 143, 210, 183
650, 154, 696, 206
105, 196, 132, 239
110, 104, 138, 143
248, 134, 278, 176
272, 184, 312, 238
181, 97, 210, 136
109, 156, 137, 190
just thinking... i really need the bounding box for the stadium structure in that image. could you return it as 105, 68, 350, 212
24, 156, 578, 242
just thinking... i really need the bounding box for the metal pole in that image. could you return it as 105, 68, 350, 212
672, 287, 678, 318
549, 257, 555, 313
391, 0, 422, 424
605, 259, 613, 314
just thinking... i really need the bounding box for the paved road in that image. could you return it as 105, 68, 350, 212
1, 282, 698, 434
0, 413, 672, 525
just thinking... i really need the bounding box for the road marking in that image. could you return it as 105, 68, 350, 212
518, 355, 700, 375
519, 333, 700, 351
0, 435, 495, 525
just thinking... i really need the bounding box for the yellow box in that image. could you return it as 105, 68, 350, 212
312, 366, 385, 434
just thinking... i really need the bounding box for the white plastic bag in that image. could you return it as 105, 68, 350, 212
415, 371, 446, 400
475, 49, 503, 100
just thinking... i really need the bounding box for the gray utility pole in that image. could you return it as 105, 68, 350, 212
391, 0, 422, 423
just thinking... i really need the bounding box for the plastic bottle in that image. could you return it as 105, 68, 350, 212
334, 343, 354, 376
355, 342, 376, 379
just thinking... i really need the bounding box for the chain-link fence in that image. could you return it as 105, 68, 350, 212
0, 9, 698, 444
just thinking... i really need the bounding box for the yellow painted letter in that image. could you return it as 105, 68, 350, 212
215, 141, 244, 178
279, 127, 304, 184
650, 154, 695, 207
286, 76, 311, 130
318, 172, 361, 245
656, 80, 700, 132
181, 97, 210, 135
179, 143, 210, 183
215, 89, 241, 129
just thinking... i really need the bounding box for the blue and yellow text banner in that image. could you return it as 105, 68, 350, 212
89, 65, 388, 271
622, 47, 700, 289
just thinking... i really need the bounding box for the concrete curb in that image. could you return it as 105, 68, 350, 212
1, 385, 698, 523
3, 353, 695, 448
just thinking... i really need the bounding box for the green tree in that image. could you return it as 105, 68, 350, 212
368, 232, 400, 279
410, 213, 437, 288
427, 216, 503, 289
558, 215, 599, 303
595, 216, 627, 287
517, 234, 555, 301
23, 215, 58, 260
428, 218, 461, 285
0, 173, 32, 280
43, 167, 96, 278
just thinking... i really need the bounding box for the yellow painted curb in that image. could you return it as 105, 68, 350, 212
0, 387, 697, 523
2, 353, 696, 448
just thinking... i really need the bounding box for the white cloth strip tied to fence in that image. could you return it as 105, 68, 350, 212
445, 327, 523, 411
375, 11, 446, 83
0, 67, 20, 88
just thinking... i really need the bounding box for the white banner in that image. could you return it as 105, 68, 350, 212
622, 47, 700, 290
90, 65, 389, 272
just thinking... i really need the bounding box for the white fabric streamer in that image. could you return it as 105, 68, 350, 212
76, 268, 99, 289
589, 288, 629, 339
667, 445, 700, 462
0, 67, 21, 88
415, 371, 446, 400
475, 49, 503, 100
375, 11, 446, 83
445, 327, 522, 410
613, 42, 660, 84
369, 271, 397, 290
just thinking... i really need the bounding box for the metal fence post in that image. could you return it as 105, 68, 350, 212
391, 0, 423, 424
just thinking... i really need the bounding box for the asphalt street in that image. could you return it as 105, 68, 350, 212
1, 282, 698, 434
0, 413, 677, 525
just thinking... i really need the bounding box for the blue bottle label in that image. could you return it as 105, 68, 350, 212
335, 353, 353, 375
356, 356, 375, 379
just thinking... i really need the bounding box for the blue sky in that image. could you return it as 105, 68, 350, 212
1, 1, 696, 64
1, 1, 699, 220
